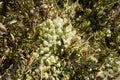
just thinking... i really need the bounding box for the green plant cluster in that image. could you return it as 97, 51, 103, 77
0, 0, 120, 80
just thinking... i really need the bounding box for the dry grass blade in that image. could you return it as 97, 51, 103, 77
0, 23, 7, 32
